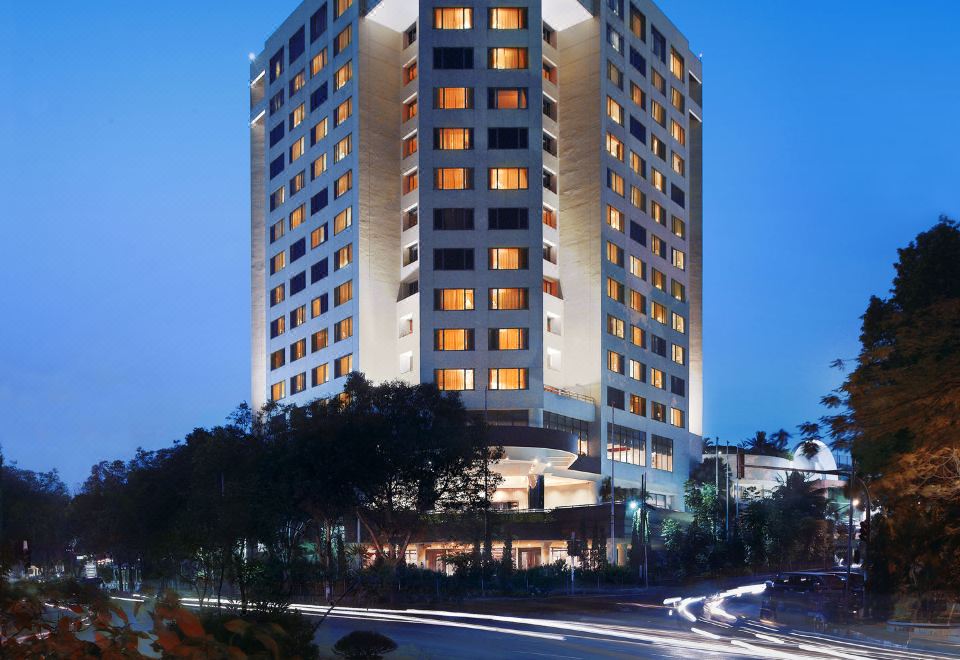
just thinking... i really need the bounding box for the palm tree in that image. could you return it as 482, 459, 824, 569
745, 430, 791, 458
769, 428, 792, 456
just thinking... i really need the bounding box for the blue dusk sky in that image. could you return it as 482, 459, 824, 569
1, 1, 958, 487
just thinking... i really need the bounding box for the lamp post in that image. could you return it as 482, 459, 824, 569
609, 403, 617, 566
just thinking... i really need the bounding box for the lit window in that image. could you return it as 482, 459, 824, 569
488, 167, 528, 190
651, 201, 666, 225
312, 363, 329, 386
403, 133, 418, 157
334, 353, 353, 378
313, 118, 329, 144
435, 128, 472, 150
607, 350, 624, 374
606, 277, 624, 303
489, 88, 527, 109
290, 338, 307, 361
290, 373, 307, 394
334, 170, 353, 197
434, 167, 473, 190
310, 49, 328, 77
651, 168, 666, 193
672, 312, 686, 334
434, 87, 473, 109
629, 359, 644, 381
671, 120, 686, 145
270, 186, 286, 211
290, 305, 306, 328
488, 368, 528, 390
311, 296, 326, 318
312, 328, 334, 358
402, 170, 418, 194
651, 135, 666, 160
334, 61, 352, 90
403, 98, 418, 121
290, 103, 305, 129
606, 241, 624, 266
334, 134, 352, 162
652, 435, 673, 470
270, 380, 286, 401
606, 204, 624, 232
312, 154, 327, 179
290, 136, 305, 162
651, 100, 666, 127
651, 301, 667, 324
270, 251, 286, 275
434, 288, 475, 310
631, 325, 645, 347
335, 98, 352, 126
270, 220, 284, 243
607, 96, 624, 125
630, 151, 645, 177
672, 216, 686, 239
671, 87, 684, 112
672, 344, 686, 365
289, 204, 305, 230
672, 152, 685, 176
433, 7, 473, 29
434, 328, 474, 351
670, 48, 684, 80
334, 316, 353, 341
334, 25, 352, 55
629, 255, 645, 279
311, 224, 327, 248
334, 0, 353, 19
290, 171, 305, 195
630, 395, 647, 416
334, 280, 353, 305
489, 7, 527, 29
606, 133, 624, 161
270, 349, 285, 370
488, 287, 528, 310
334, 207, 352, 234
650, 367, 665, 389
489, 47, 528, 69
629, 289, 646, 313
630, 186, 646, 210
652, 268, 666, 291
489, 327, 527, 350
488, 247, 528, 270
435, 368, 475, 391
607, 314, 625, 338
671, 279, 686, 302
335, 244, 353, 270
631, 82, 645, 109
608, 169, 625, 196
270, 284, 285, 306
672, 248, 685, 271
607, 60, 623, 88
652, 69, 666, 94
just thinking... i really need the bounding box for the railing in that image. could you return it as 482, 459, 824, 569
544, 385, 594, 405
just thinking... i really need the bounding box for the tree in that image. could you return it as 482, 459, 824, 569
820, 217, 960, 594
743, 430, 791, 458
0, 459, 71, 574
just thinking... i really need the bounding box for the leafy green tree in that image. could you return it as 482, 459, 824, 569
0, 455, 71, 574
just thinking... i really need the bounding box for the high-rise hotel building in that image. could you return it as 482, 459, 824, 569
250, 0, 702, 560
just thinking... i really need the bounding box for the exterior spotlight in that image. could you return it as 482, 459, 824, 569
628, 501, 639, 511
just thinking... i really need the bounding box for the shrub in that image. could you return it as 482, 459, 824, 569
332, 630, 397, 659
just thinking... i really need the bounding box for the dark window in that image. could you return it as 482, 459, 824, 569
629, 116, 646, 143
607, 0, 624, 16
289, 271, 306, 295
488, 208, 529, 230
607, 386, 625, 410
310, 82, 328, 111
310, 258, 329, 283
290, 238, 306, 263
629, 221, 646, 246
652, 27, 666, 63
270, 155, 285, 179
269, 90, 284, 115
542, 132, 557, 155
651, 335, 667, 356
269, 47, 284, 83
310, 188, 328, 214
670, 184, 685, 208
434, 208, 475, 230
288, 27, 305, 64
310, 4, 328, 42
671, 376, 686, 397
629, 47, 646, 76
269, 122, 285, 147
487, 127, 528, 149
433, 47, 474, 69
434, 248, 474, 270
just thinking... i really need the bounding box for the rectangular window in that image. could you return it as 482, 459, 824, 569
488, 327, 528, 350
670, 48, 685, 80
311, 294, 328, 317
311, 258, 328, 284
607, 96, 624, 125
334, 244, 352, 270
433, 7, 473, 29
650, 367, 665, 389
270, 220, 285, 243
671, 119, 686, 145
651, 268, 666, 291
671, 247, 686, 271
434, 328, 475, 351
488, 167, 528, 190
312, 118, 329, 146
488, 247, 528, 270
334, 0, 352, 19
607, 314, 625, 338
270, 349, 285, 370
488, 207, 528, 230
335, 97, 353, 126
672, 152, 685, 177
651, 167, 666, 193
310, 48, 328, 76
334, 316, 353, 341
433, 248, 474, 270
270, 186, 286, 211
489, 47, 528, 69
290, 338, 307, 361
489, 368, 528, 391
606, 241, 624, 267
435, 368, 475, 391
290, 237, 306, 263
311, 224, 328, 248
333, 61, 352, 90
334, 134, 352, 162
270, 380, 286, 401
671, 279, 686, 302
487, 127, 528, 149
489, 7, 527, 29
434, 208, 475, 230
434, 167, 473, 190
631, 82, 646, 109
672, 216, 686, 240
651, 201, 667, 225
607, 24, 623, 53
311, 329, 329, 352
334, 353, 353, 378
434, 288, 475, 311
334, 170, 352, 198
629, 289, 646, 314
270, 251, 286, 275
434, 87, 473, 109
312, 363, 329, 386
607, 423, 645, 466
489, 287, 528, 310
488, 87, 528, 109
607, 60, 623, 89
607, 277, 625, 303
629, 359, 644, 381
289, 171, 305, 196
652, 435, 673, 470
290, 305, 307, 329
334, 24, 352, 56
651, 99, 666, 127
606, 204, 624, 232
607, 386, 625, 410
433, 47, 474, 69
672, 312, 686, 334
671, 87, 685, 112
631, 324, 646, 348
310, 5, 328, 43
289, 272, 306, 295
651, 135, 666, 161
630, 4, 646, 40
334, 280, 353, 305
606, 133, 624, 161
270, 284, 284, 306
270, 316, 286, 339
630, 395, 647, 416
334, 207, 352, 234
672, 343, 686, 365
434, 127, 473, 150
607, 169, 625, 196
651, 301, 667, 324
402, 133, 418, 158
289, 136, 305, 163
